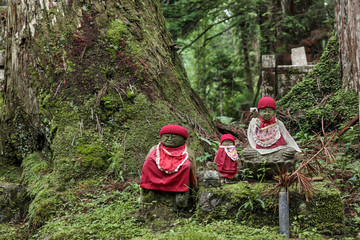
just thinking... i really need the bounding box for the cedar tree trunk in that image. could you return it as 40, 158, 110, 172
1, 0, 214, 181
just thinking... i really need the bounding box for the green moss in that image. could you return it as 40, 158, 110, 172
106, 19, 128, 47
197, 182, 277, 225
135, 220, 283, 240
27, 188, 60, 230
21, 153, 59, 229
278, 34, 357, 134
291, 181, 345, 235
74, 143, 107, 169
0, 223, 27, 240
0, 163, 22, 183
196, 180, 344, 234
30, 183, 150, 240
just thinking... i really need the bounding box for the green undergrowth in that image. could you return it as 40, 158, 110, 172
31, 182, 149, 240
134, 220, 283, 240
0, 162, 22, 183
277, 34, 358, 134
0, 223, 27, 240
30, 178, 286, 240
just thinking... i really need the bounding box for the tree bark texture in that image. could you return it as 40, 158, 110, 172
1, 0, 214, 178
335, 0, 360, 92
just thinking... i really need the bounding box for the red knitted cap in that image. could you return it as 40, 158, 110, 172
257, 96, 277, 110
159, 125, 188, 139
221, 134, 235, 144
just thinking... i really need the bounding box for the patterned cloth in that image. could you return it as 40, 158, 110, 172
220, 146, 239, 160
247, 118, 301, 155
215, 146, 238, 179
252, 117, 287, 148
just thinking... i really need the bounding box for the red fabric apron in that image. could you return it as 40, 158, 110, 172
256, 116, 287, 149
140, 143, 190, 192
214, 148, 238, 179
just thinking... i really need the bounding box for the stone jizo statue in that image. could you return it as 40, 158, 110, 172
214, 134, 239, 184
140, 124, 197, 208
242, 97, 301, 178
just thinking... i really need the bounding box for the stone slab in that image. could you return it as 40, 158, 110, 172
291, 47, 307, 66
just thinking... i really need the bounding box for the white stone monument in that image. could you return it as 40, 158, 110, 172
291, 47, 307, 66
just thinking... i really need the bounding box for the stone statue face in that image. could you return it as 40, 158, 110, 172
161, 134, 186, 147
221, 140, 234, 146
258, 107, 275, 121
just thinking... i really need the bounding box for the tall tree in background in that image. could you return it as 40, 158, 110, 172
161, 0, 335, 118
335, 0, 360, 92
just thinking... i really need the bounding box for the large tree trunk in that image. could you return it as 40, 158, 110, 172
335, 0, 360, 92
1, 0, 214, 180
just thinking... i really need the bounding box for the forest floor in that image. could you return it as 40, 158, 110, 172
1, 121, 359, 239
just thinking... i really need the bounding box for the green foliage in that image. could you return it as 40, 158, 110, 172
162, 0, 334, 118
236, 181, 265, 213
21, 153, 59, 229
0, 224, 27, 240
237, 165, 268, 213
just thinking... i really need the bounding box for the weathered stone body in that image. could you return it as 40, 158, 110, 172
140, 146, 196, 208
203, 170, 221, 187
243, 116, 300, 179
242, 147, 297, 178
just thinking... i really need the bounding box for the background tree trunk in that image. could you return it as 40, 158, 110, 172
1, 0, 214, 179
335, 0, 360, 92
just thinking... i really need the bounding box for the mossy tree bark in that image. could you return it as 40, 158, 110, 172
1, 0, 214, 181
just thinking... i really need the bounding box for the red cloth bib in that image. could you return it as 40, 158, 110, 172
214, 148, 238, 179
256, 116, 287, 149
140, 143, 190, 192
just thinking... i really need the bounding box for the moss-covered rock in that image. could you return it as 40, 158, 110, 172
0, 183, 29, 223
278, 34, 358, 134
196, 180, 345, 235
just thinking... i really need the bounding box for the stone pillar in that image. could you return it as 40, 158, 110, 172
261, 55, 276, 98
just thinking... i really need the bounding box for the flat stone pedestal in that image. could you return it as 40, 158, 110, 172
196, 180, 345, 235
241, 147, 297, 179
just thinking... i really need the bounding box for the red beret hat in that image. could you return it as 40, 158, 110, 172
257, 96, 277, 110
159, 125, 188, 140
221, 134, 235, 144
